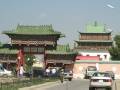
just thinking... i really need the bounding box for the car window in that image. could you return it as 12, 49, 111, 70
0, 67, 4, 71
93, 73, 110, 77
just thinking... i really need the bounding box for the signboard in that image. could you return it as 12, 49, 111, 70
23, 47, 44, 53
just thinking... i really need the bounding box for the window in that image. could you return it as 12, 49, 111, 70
79, 54, 82, 56
104, 55, 107, 59
97, 55, 100, 57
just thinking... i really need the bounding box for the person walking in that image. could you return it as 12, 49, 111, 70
19, 65, 25, 78
60, 68, 64, 83
46, 68, 50, 77
51, 68, 56, 77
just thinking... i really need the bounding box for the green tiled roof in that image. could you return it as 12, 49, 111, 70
46, 51, 77, 54
0, 48, 18, 54
80, 22, 111, 33
46, 44, 77, 55
3, 24, 62, 35
86, 23, 105, 33
56, 44, 70, 52
74, 49, 109, 53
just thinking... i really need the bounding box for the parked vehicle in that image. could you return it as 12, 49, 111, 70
89, 72, 113, 90
63, 69, 73, 81
85, 66, 97, 79
105, 71, 115, 80
0, 65, 12, 77
33, 67, 44, 78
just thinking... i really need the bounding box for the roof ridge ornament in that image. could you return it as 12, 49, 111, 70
104, 24, 106, 32
94, 21, 97, 26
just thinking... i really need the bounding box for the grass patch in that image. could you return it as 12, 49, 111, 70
0, 77, 59, 90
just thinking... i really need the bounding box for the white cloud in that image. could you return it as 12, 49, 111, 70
107, 4, 115, 9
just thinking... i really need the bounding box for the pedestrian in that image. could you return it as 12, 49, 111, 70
60, 68, 64, 83
46, 68, 50, 77
29, 68, 33, 79
19, 65, 25, 78
51, 68, 56, 77
16, 66, 19, 78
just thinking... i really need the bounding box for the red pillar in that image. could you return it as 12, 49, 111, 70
17, 49, 25, 77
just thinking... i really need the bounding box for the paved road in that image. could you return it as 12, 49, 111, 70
32, 79, 89, 90
19, 79, 118, 90
46, 79, 89, 90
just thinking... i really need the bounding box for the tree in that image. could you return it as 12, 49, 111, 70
24, 54, 35, 72
109, 35, 120, 60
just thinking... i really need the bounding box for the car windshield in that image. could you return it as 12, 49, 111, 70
93, 72, 110, 77
88, 67, 97, 71
106, 71, 114, 74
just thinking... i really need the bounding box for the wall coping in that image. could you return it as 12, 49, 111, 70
75, 60, 120, 64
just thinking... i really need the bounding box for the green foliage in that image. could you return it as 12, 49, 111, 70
114, 35, 120, 48
24, 54, 35, 71
109, 35, 120, 60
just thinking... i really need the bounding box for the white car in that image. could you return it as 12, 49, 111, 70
89, 72, 113, 90
85, 66, 97, 79
63, 69, 73, 81
0, 68, 12, 77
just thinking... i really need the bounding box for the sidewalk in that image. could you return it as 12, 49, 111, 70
115, 80, 120, 90
19, 81, 60, 90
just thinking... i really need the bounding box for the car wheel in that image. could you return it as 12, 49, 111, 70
85, 75, 88, 79
89, 87, 95, 90
106, 87, 112, 90
60, 76, 64, 83
112, 77, 115, 80
68, 78, 72, 81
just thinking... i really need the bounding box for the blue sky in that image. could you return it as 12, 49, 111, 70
0, 0, 120, 47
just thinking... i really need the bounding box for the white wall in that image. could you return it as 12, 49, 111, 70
73, 62, 120, 79
78, 51, 111, 61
